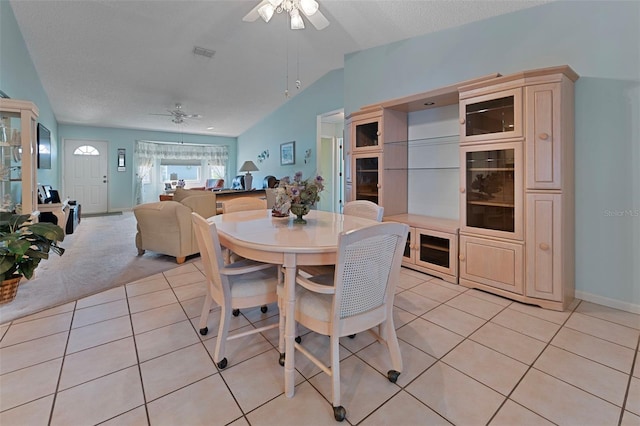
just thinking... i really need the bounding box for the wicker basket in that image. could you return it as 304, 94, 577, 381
0, 276, 21, 304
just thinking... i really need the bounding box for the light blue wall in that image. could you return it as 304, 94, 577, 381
58, 124, 236, 210
0, 1, 59, 186
343, 1, 640, 308
237, 68, 344, 184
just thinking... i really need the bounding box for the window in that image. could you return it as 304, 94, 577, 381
73, 145, 99, 156
160, 159, 202, 183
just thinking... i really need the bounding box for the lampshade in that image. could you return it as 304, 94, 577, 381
258, 3, 275, 22
239, 160, 259, 173
300, 0, 319, 16
289, 8, 304, 29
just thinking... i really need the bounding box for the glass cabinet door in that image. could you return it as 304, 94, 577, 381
0, 99, 38, 216
353, 153, 380, 204
352, 117, 381, 152
459, 88, 522, 142
0, 114, 23, 212
461, 142, 523, 240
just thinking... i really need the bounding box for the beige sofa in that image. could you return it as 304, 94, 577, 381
133, 188, 217, 263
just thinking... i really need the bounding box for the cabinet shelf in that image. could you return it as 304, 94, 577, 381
385, 134, 459, 147
386, 166, 458, 171
468, 167, 514, 172
466, 105, 513, 116
420, 243, 449, 252
468, 200, 514, 208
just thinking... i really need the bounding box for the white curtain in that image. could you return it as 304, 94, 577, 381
134, 140, 229, 204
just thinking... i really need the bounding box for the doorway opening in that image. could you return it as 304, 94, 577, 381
316, 109, 345, 213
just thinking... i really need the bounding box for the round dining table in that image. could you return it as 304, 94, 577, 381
210, 209, 379, 397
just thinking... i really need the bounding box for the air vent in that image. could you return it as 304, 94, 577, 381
193, 46, 215, 58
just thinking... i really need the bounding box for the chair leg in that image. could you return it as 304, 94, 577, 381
383, 319, 402, 382
214, 305, 232, 369
330, 333, 345, 421
198, 293, 214, 335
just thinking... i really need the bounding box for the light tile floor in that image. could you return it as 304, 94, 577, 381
1, 263, 639, 425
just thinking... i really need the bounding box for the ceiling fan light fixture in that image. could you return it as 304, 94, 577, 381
269, 0, 284, 7
290, 8, 305, 29
259, 3, 275, 22
299, 0, 318, 16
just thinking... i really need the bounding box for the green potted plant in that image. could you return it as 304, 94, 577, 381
0, 212, 65, 304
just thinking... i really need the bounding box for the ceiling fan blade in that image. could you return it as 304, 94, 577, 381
242, 0, 269, 22
149, 113, 172, 116
185, 114, 202, 119
304, 9, 329, 30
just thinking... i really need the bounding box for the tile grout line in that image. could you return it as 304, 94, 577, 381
47, 299, 77, 426
484, 299, 584, 425
618, 333, 640, 425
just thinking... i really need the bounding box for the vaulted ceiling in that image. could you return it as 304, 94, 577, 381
10, 0, 548, 137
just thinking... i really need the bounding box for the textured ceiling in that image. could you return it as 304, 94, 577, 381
9, 0, 548, 137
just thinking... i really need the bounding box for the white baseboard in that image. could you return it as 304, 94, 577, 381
575, 290, 640, 315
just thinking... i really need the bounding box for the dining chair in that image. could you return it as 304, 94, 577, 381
221, 197, 267, 214
191, 212, 281, 369
343, 200, 384, 221
220, 196, 270, 316
298, 200, 384, 278
291, 221, 408, 421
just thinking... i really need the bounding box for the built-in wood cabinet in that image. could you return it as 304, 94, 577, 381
346, 107, 407, 216
458, 66, 578, 311
385, 214, 459, 283
347, 66, 576, 310
0, 99, 39, 216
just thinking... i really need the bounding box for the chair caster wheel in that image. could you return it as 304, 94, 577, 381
387, 370, 400, 383
333, 406, 346, 422
261, 305, 268, 313
279, 353, 285, 366
199, 327, 208, 336
295, 336, 302, 344
348, 334, 356, 339
232, 309, 240, 317
217, 358, 228, 369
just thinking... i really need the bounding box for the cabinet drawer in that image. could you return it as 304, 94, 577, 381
459, 235, 524, 294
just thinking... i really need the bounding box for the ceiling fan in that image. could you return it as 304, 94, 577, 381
243, 0, 329, 30
150, 103, 202, 124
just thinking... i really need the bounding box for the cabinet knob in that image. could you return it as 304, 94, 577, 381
539, 243, 550, 251
539, 132, 549, 140
460, 187, 466, 193
376, 131, 381, 136
459, 118, 466, 125
459, 254, 466, 261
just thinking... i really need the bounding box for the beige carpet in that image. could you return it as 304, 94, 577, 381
0, 211, 196, 324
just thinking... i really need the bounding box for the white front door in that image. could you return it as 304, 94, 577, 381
63, 139, 109, 214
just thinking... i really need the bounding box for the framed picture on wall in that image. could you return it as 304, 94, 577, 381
280, 141, 295, 165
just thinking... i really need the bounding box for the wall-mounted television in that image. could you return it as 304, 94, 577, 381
37, 123, 51, 169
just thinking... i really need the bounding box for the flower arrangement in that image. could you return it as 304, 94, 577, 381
272, 171, 324, 218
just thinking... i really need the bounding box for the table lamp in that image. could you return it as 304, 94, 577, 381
239, 160, 259, 190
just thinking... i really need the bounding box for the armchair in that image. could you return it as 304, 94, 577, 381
133, 189, 217, 264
